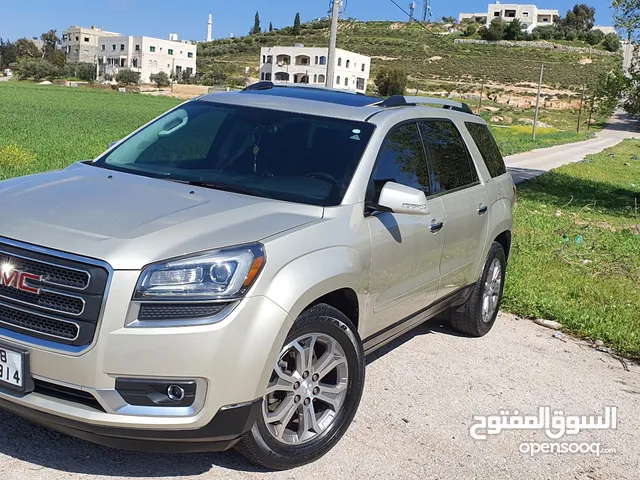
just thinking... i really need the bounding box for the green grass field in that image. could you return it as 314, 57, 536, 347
0, 81, 598, 180
504, 139, 640, 359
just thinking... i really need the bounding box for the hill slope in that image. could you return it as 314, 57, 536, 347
198, 20, 622, 92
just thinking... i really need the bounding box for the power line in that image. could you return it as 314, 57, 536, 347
387, 0, 439, 36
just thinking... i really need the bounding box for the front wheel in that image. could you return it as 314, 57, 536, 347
449, 242, 506, 337
236, 303, 365, 470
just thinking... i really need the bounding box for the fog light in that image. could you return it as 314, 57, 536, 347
167, 384, 185, 402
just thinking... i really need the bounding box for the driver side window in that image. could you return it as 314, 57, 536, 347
368, 123, 430, 202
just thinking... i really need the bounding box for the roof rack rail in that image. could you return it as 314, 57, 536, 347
243, 81, 275, 91
374, 95, 474, 115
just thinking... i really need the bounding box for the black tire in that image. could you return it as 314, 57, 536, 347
449, 242, 506, 337
236, 303, 365, 470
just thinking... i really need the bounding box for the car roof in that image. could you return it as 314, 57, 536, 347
198, 84, 482, 125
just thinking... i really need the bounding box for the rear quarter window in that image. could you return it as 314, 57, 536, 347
465, 122, 507, 178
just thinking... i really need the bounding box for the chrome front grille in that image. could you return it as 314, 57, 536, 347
0, 240, 110, 347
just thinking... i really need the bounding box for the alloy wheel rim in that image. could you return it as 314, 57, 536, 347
262, 332, 349, 445
482, 258, 502, 323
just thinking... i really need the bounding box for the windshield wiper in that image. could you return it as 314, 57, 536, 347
174, 180, 274, 200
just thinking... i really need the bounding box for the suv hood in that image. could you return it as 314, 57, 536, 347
0, 163, 324, 269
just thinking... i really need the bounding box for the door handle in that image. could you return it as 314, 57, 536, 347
478, 205, 488, 215
430, 221, 444, 233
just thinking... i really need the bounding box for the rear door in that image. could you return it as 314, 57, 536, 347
418, 120, 489, 299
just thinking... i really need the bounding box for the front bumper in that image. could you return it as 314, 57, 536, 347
0, 270, 293, 450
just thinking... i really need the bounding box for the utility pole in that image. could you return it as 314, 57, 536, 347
422, 0, 432, 22
576, 83, 586, 133
587, 93, 596, 130
532, 63, 544, 141
325, 0, 341, 89
408, 2, 416, 23
479, 77, 485, 110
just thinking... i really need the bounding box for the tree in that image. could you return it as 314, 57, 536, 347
0, 39, 17, 68
481, 18, 505, 41
375, 67, 407, 96
74, 62, 97, 82
442, 16, 456, 24
293, 13, 301, 35
150, 71, 170, 87
563, 4, 595, 32
464, 24, 478, 37
250, 11, 261, 35
585, 29, 605, 45
16, 58, 59, 80
269, 22, 274, 32
612, 0, 640, 40
115, 69, 140, 85
40, 30, 61, 61
602, 33, 621, 52
504, 18, 525, 40
622, 59, 640, 115
15, 38, 41, 59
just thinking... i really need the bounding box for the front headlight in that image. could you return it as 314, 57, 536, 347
133, 243, 265, 300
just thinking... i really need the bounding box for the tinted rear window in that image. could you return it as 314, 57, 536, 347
465, 122, 507, 178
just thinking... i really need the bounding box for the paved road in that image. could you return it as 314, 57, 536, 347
0, 77, 11, 82
506, 112, 640, 184
0, 312, 638, 480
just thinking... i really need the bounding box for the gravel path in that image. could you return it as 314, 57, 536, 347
0, 312, 638, 480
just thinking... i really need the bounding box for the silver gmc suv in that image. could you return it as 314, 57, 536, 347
0, 83, 514, 469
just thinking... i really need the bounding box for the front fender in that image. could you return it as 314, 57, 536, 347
259, 246, 368, 332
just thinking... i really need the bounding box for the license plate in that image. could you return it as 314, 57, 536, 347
0, 346, 26, 390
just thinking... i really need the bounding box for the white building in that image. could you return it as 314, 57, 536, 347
98, 35, 197, 83
62, 26, 120, 64
459, 3, 559, 33
259, 45, 371, 93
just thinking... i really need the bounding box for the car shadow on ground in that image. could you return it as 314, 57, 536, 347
507, 166, 546, 184
0, 315, 467, 477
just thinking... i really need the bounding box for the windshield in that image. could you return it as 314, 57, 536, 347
95, 101, 375, 206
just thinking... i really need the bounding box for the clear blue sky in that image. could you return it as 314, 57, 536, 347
0, 0, 616, 42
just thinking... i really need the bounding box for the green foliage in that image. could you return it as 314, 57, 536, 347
0, 81, 181, 180
149, 71, 170, 87
612, 0, 640, 39
15, 38, 41, 59
269, 22, 274, 33
40, 29, 63, 67
532, 25, 555, 40
602, 33, 621, 52
621, 59, 640, 115
374, 67, 407, 96
464, 23, 478, 37
442, 16, 456, 24
564, 28, 578, 41
504, 140, 640, 359
585, 29, 605, 46
293, 13, 301, 35
562, 4, 596, 32
481, 18, 505, 41
73, 62, 97, 82
250, 11, 261, 35
17, 58, 58, 80
115, 69, 140, 85
0, 39, 18, 68
504, 19, 526, 41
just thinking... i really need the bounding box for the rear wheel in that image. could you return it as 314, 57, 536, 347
450, 242, 506, 337
236, 303, 365, 470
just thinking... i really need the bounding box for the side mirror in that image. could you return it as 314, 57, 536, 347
378, 182, 429, 215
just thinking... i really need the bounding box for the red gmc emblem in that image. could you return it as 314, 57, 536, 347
0, 267, 43, 294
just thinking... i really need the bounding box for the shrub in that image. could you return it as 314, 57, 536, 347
464, 23, 478, 37
504, 19, 525, 41
374, 67, 407, 96
150, 71, 170, 87
585, 29, 605, 46
16, 58, 59, 81
481, 18, 505, 41
564, 28, 577, 41
532, 25, 555, 40
115, 69, 140, 85
602, 33, 621, 52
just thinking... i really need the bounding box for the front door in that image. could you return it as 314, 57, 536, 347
418, 120, 489, 298
365, 123, 446, 338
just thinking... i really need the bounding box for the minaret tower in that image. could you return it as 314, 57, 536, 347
206, 13, 213, 42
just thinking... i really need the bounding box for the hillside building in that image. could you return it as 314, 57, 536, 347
259, 45, 371, 93
98, 35, 197, 83
62, 26, 120, 64
459, 3, 559, 33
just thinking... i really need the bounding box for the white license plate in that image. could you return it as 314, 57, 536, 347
0, 347, 24, 388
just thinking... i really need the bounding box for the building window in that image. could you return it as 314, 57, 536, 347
337, 58, 342, 67
74, 48, 78, 53
84, 37, 89, 42
356, 77, 365, 90
120, 58, 126, 67
265, 73, 271, 81
267, 55, 272, 63
120, 44, 125, 51
319, 56, 326, 65
132, 58, 138, 68
494, 11, 500, 17
154, 61, 158, 69
135, 44, 140, 51
523, 12, 529, 17
345, 77, 349, 86
188, 52, 193, 58
262, 55, 266, 63
318, 74, 325, 83
336, 75, 341, 84
111, 44, 116, 51
361, 63, 365, 72
315, 56, 319, 64
261, 72, 265, 80
505, 9, 516, 18
150, 46, 156, 52
75, 36, 79, 41
542, 17, 549, 22
101, 45, 105, 52
314, 74, 317, 83
168, 49, 174, 55
186, 67, 193, 75
62, 34, 67, 42
346, 59, 350, 68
